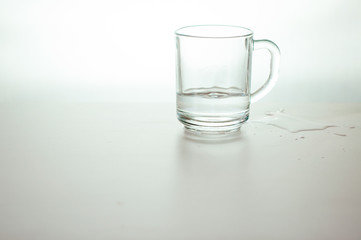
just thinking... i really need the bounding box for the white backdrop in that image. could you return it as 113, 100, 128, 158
1, 0, 360, 103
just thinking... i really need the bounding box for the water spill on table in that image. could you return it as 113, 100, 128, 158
250, 109, 337, 133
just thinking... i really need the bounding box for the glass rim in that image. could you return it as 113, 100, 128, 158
175, 25, 254, 39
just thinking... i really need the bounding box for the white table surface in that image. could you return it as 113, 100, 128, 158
0, 102, 360, 240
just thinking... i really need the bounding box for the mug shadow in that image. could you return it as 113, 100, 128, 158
171, 127, 253, 233
176, 127, 251, 165
182, 128, 243, 144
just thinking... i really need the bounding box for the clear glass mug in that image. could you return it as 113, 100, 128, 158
175, 25, 280, 133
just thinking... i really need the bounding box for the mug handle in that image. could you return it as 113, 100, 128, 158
251, 40, 281, 103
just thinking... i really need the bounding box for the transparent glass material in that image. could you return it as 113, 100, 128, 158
175, 25, 280, 133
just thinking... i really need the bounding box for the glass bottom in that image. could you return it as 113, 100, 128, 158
177, 109, 249, 134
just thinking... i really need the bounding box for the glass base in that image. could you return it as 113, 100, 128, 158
177, 110, 249, 134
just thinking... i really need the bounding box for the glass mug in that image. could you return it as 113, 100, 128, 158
175, 25, 280, 133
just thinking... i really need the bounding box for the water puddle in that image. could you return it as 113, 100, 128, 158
252, 109, 337, 133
